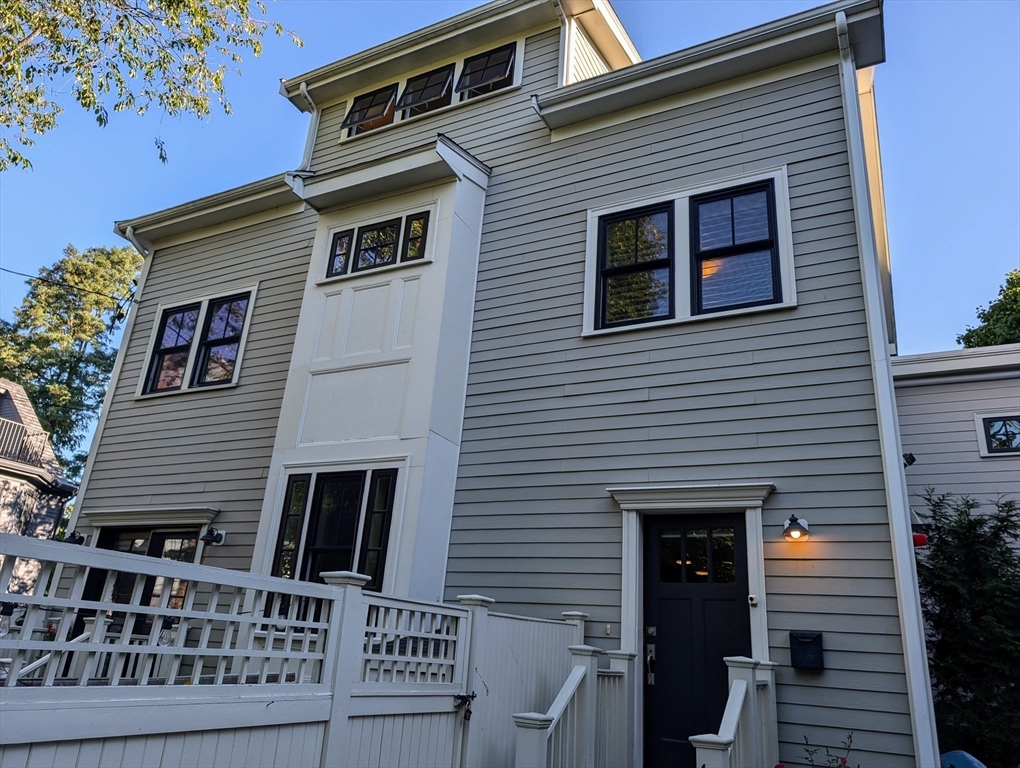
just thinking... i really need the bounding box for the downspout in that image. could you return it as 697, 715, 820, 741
296, 82, 320, 172
835, 11, 940, 766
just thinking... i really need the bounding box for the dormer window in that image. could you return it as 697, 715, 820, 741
397, 63, 455, 118
340, 83, 398, 136
455, 42, 516, 100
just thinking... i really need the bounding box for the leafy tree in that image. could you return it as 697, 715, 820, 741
0, 244, 143, 477
956, 269, 1020, 348
915, 491, 1020, 765
0, 0, 302, 170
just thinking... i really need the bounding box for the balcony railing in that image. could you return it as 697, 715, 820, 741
0, 418, 49, 468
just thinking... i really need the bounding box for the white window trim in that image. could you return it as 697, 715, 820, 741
335, 34, 527, 144
582, 167, 797, 336
973, 410, 1020, 458
134, 283, 259, 399
272, 457, 408, 595
316, 201, 439, 286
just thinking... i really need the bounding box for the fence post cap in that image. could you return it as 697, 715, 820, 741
567, 644, 602, 657
561, 610, 589, 621
457, 594, 496, 607
320, 571, 371, 587
722, 656, 760, 668
512, 712, 555, 730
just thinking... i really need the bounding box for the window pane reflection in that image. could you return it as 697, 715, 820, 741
711, 528, 736, 583
686, 529, 709, 583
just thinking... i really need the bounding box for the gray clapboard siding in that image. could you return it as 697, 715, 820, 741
78, 208, 317, 571
375, 25, 919, 760
570, 24, 610, 83
896, 376, 1020, 504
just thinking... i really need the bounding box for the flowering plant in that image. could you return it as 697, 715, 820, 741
802, 732, 858, 768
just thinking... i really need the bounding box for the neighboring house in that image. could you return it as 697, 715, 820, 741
894, 343, 1020, 508
0, 379, 77, 592
62, 0, 940, 765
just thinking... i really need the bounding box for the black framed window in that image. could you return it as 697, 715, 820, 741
596, 202, 674, 329
340, 83, 398, 137
353, 218, 402, 272
690, 181, 780, 314
145, 304, 201, 392
271, 469, 398, 591
325, 211, 432, 278
401, 212, 430, 261
983, 416, 1020, 453
397, 64, 455, 118
192, 293, 250, 387
455, 42, 516, 100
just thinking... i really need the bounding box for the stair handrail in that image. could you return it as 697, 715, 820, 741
15, 629, 91, 680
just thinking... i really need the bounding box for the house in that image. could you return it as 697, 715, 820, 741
23, 0, 942, 765
894, 343, 1020, 510
0, 380, 76, 591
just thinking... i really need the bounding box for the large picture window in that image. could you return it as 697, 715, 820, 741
142, 290, 254, 395
271, 468, 398, 591
585, 170, 795, 335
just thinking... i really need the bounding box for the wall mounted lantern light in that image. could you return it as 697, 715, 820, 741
200, 527, 226, 546
783, 514, 810, 542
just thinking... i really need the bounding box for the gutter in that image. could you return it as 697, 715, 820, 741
835, 11, 940, 765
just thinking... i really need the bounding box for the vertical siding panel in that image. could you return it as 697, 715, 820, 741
23, 743, 57, 768
139, 734, 166, 768
96, 739, 125, 768
116, 737, 146, 768
74, 740, 104, 768
242, 726, 265, 768
272, 725, 293, 768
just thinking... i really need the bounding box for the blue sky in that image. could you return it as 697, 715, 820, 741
1, 0, 1018, 356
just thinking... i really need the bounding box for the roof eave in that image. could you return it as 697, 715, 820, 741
537, 0, 883, 129
279, 0, 560, 111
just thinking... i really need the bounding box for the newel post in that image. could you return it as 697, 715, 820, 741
608, 650, 637, 767
512, 713, 553, 767
318, 571, 371, 768
561, 611, 589, 646
457, 594, 496, 768
570, 644, 601, 768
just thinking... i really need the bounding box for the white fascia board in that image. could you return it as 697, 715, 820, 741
82, 505, 220, 528
290, 135, 490, 211
536, 0, 882, 129
891, 343, 1020, 380
279, 0, 559, 110
114, 174, 301, 250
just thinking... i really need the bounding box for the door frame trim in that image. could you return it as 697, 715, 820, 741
608, 482, 775, 768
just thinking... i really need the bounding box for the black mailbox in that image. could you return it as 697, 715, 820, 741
790, 631, 824, 669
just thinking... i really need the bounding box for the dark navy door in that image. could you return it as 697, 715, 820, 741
643, 514, 752, 768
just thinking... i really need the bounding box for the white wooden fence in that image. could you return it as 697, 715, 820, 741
689, 656, 779, 768
0, 533, 617, 768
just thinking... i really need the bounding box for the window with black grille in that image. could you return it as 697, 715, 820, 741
455, 43, 516, 100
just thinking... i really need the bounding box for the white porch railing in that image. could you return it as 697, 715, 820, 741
0, 533, 611, 768
690, 656, 779, 768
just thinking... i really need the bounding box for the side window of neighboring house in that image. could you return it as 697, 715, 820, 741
339, 41, 518, 138
142, 291, 255, 395
975, 413, 1020, 456
326, 210, 431, 279
588, 170, 795, 333
271, 469, 398, 592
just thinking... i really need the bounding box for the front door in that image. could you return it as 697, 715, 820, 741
643, 514, 752, 768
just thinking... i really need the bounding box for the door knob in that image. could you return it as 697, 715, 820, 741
646, 643, 656, 685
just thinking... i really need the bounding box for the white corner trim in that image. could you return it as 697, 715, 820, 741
973, 411, 1020, 459
836, 13, 939, 765
82, 506, 220, 528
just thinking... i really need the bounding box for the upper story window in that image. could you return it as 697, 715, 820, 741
396, 63, 455, 118
455, 42, 516, 100
141, 290, 255, 395
340, 83, 398, 137
338, 41, 519, 138
586, 169, 796, 334
326, 210, 431, 279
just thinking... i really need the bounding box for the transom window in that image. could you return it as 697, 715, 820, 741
587, 170, 795, 334
143, 291, 253, 394
326, 211, 430, 278
691, 181, 780, 314
272, 469, 397, 591
339, 41, 519, 137
983, 416, 1020, 454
